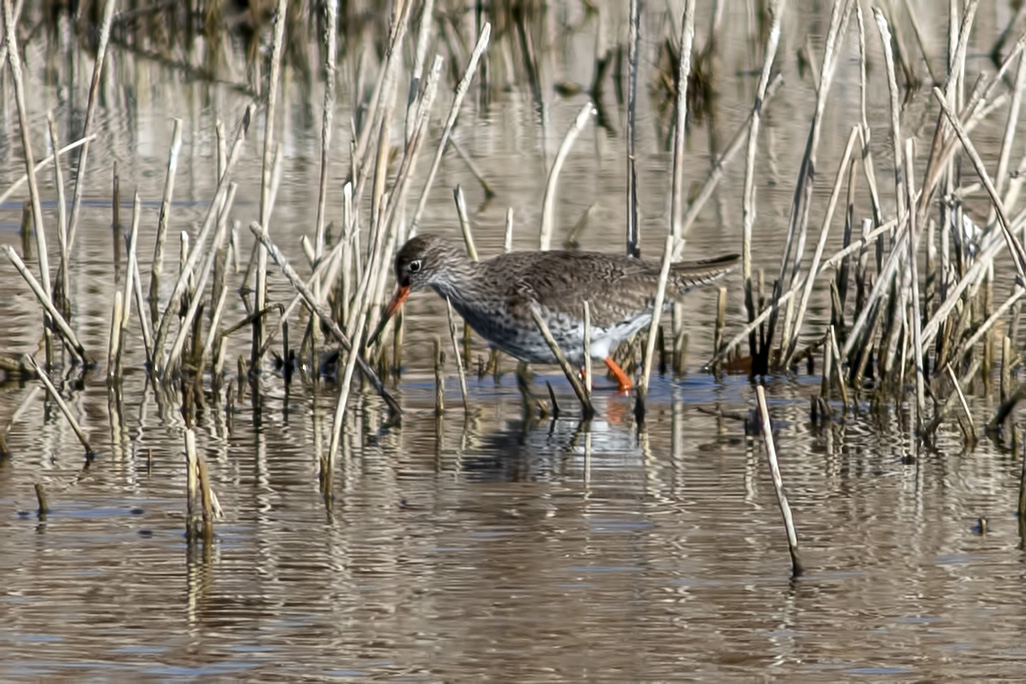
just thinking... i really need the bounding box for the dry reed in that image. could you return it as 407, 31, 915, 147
529, 304, 594, 419
755, 385, 803, 577
25, 356, 92, 455
539, 103, 594, 251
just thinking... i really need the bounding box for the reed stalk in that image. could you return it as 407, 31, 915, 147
529, 304, 594, 419
308, 1, 339, 366
66, 0, 117, 251
932, 86, 1026, 279
410, 23, 491, 232
1019, 428, 1026, 519
754, 384, 803, 577
713, 287, 727, 373
328, 311, 368, 465
406, 0, 436, 143
841, 227, 910, 362
449, 138, 496, 198
152, 107, 251, 369
3, 0, 52, 365
640, 235, 676, 397
445, 298, 470, 413
179, 232, 192, 305
248, 223, 401, 415
871, 8, 910, 378
669, 0, 696, 242
46, 113, 71, 325
1002, 335, 1013, 404
107, 292, 123, 382
184, 428, 220, 539
360, 57, 445, 347
921, 358, 977, 438
0, 134, 96, 209
539, 102, 594, 251
711, 219, 897, 367
202, 233, 232, 367
680, 74, 784, 238
453, 186, 479, 260
625, 0, 641, 258
915, 2, 979, 229
901, 0, 939, 84
782, 125, 860, 366
903, 139, 926, 429
314, 0, 339, 260
0, 0, 22, 70
25, 356, 92, 454
434, 337, 445, 415
149, 119, 183, 327
821, 331, 833, 399
768, 0, 853, 361
449, 188, 479, 374
162, 186, 236, 378
34, 482, 48, 517
583, 301, 593, 392
111, 164, 121, 279
829, 326, 849, 411
505, 208, 514, 252
366, 50, 444, 273
946, 364, 976, 444
215, 119, 227, 182
854, 4, 883, 228
256, 231, 352, 361
921, 224, 1017, 351
3, 246, 88, 364
545, 382, 561, 419
351, 1, 413, 205
252, 0, 289, 371
741, 0, 786, 360
957, 288, 1026, 365
0, 387, 37, 457
117, 193, 142, 374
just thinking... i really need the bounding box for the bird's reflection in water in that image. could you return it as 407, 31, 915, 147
454, 395, 645, 484
414, 377, 743, 502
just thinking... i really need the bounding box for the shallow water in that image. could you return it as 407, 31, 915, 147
3, 1, 1026, 680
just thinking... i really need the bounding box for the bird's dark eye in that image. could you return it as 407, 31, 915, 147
408, 259, 422, 274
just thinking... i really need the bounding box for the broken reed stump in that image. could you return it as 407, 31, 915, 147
34, 482, 49, 518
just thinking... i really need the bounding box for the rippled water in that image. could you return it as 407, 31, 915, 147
3, 1, 1026, 680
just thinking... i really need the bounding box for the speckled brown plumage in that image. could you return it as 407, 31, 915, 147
380, 234, 739, 390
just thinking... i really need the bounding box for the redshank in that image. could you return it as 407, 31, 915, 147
372, 234, 739, 391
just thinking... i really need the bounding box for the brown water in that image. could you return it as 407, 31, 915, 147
3, 2, 1026, 680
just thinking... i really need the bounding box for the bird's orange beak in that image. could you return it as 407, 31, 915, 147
385, 284, 410, 319
366, 284, 410, 348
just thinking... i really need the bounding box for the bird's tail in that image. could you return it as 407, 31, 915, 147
670, 254, 741, 292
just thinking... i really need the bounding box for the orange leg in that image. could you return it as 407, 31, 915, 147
604, 357, 633, 393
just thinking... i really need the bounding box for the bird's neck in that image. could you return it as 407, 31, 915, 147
429, 257, 484, 309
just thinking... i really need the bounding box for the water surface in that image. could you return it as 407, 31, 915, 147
2, 1, 1026, 680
